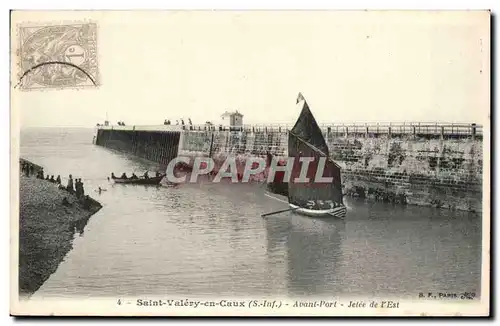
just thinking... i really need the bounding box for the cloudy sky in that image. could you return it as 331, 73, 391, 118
11, 10, 490, 128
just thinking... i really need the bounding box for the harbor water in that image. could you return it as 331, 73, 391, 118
21, 128, 482, 300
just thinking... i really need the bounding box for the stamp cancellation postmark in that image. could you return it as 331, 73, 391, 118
17, 22, 99, 90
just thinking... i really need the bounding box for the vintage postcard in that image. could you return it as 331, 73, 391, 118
10, 10, 490, 317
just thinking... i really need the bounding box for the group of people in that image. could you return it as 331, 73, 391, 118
117, 121, 126, 126
20, 162, 35, 177
65, 174, 86, 198
164, 118, 193, 126
110, 171, 162, 180
21, 161, 62, 184
40, 173, 61, 184
21, 160, 86, 197
21, 160, 92, 209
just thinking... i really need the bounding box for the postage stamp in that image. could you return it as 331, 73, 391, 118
16, 22, 99, 90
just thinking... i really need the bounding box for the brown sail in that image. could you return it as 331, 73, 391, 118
287, 96, 344, 211
265, 152, 289, 197
289, 98, 330, 157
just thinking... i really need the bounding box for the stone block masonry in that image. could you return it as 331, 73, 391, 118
95, 123, 483, 212
95, 127, 181, 165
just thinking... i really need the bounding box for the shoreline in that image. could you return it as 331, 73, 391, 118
18, 158, 103, 296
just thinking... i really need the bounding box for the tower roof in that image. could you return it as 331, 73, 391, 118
221, 110, 244, 118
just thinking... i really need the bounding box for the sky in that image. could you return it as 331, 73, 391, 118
11, 10, 490, 128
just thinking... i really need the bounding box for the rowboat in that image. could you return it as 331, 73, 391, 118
286, 93, 347, 218
264, 191, 347, 218
112, 175, 164, 185
289, 203, 347, 218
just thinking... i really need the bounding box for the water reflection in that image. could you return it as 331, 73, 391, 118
264, 213, 292, 256
286, 216, 344, 297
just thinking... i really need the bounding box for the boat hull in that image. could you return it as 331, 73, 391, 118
113, 176, 164, 185
289, 203, 347, 218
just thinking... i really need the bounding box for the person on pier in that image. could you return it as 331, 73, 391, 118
188, 118, 192, 125
181, 119, 185, 125
45, 175, 50, 181
81, 180, 85, 196
50, 175, 55, 183
83, 195, 91, 210
23, 163, 30, 177
78, 179, 85, 198
75, 179, 81, 198
67, 174, 74, 193
111, 172, 117, 179
56, 175, 61, 184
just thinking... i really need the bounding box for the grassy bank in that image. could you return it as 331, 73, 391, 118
18, 171, 102, 296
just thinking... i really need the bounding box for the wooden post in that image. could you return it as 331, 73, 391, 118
440, 126, 445, 140
209, 133, 215, 158
471, 123, 476, 140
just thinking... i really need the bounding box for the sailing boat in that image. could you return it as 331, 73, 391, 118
286, 93, 347, 218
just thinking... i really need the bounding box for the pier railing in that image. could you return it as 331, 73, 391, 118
242, 122, 483, 136
96, 122, 483, 138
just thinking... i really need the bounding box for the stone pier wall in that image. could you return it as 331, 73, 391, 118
95, 128, 181, 165
95, 123, 483, 212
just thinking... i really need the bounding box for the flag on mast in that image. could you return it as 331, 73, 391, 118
296, 92, 305, 104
